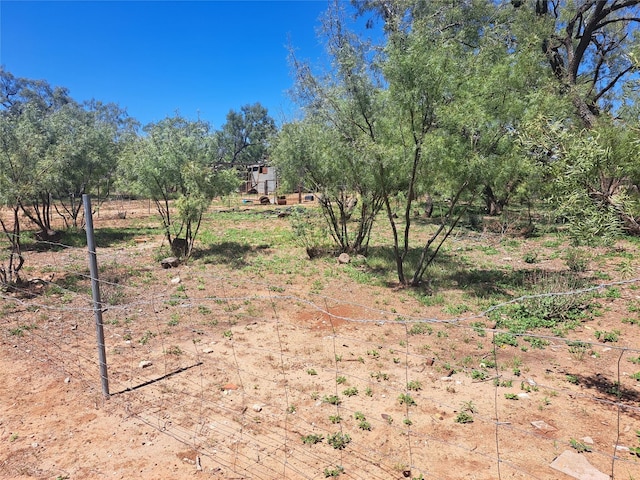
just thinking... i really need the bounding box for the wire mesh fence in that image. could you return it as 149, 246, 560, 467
1, 229, 640, 479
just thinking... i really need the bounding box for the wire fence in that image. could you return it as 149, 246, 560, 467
1, 231, 640, 479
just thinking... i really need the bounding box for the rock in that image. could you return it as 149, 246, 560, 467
582, 436, 594, 445
549, 450, 608, 480
252, 404, 264, 412
139, 360, 153, 369
161, 257, 180, 269
337, 253, 350, 264
64, 377, 71, 384
222, 383, 239, 391
517, 393, 530, 399
170, 276, 181, 284
531, 420, 557, 433
202, 348, 215, 354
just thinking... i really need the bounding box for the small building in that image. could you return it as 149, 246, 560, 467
241, 164, 277, 195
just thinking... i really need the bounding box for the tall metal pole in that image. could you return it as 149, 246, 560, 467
83, 194, 110, 398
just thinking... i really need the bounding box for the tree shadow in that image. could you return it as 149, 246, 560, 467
20, 227, 162, 252
364, 246, 529, 299
192, 241, 256, 269
572, 373, 640, 404
450, 268, 525, 299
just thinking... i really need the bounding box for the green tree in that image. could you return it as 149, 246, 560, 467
119, 115, 239, 257
512, 1, 640, 237
529, 0, 640, 129
273, 118, 384, 254
48, 100, 136, 228
522, 117, 640, 241
0, 69, 76, 284
0, 69, 74, 240
214, 103, 276, 166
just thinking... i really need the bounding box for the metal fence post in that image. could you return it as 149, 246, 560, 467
83, 194, 110, 398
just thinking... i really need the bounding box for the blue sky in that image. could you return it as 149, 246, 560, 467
1, 1, 340, 128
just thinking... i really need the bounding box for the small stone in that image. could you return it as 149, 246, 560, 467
171, 276, 181, 284
517, 393, 530, 399
440, 376, 454, 381
252, 404, 264, 412
222, 383, 239, 391
337, 253, 350, 264
531, 420, 557, 432
31, 443, 38, 448
615, 445, 629, 452
160, 257, 180, 269
602, 347, 611, 352
582, 436, 594, 445
202, 348, 214, 354
64, 377, 71, 383
139, 360, 153, 368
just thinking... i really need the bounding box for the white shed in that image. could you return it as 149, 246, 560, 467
242, 164, 277, 195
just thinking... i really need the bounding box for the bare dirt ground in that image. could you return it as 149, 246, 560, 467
1, 198, 639, 480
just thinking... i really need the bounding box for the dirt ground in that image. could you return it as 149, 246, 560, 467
1, 198, 639, 480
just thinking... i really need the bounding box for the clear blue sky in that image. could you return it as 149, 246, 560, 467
0, 0, 341, 128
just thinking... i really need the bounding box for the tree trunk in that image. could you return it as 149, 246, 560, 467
483, 186, 503, 216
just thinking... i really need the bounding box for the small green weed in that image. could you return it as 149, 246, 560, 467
342, 386, 358, 397
329, 415, 342, 424
494, 333, 518, 347
407, 380, 422, 391
604, 287, 621, 299
139, 330, 156, 345
594, 329, 620, 343
323, 465, 344, 477
566, 374, 580, 385
327, 432, 351, 450
408, 323, 434, 335
460, 400, 477, 413
370, 371, 389, 382
164, 345, 182, 356
471, 370, 488, 381
323, 395, 341, 406
301, 434, 324, 445
398, 393, 416, 406
471, 321, 487, 337
569, 438, 592, 453
455, 412, 474, 424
